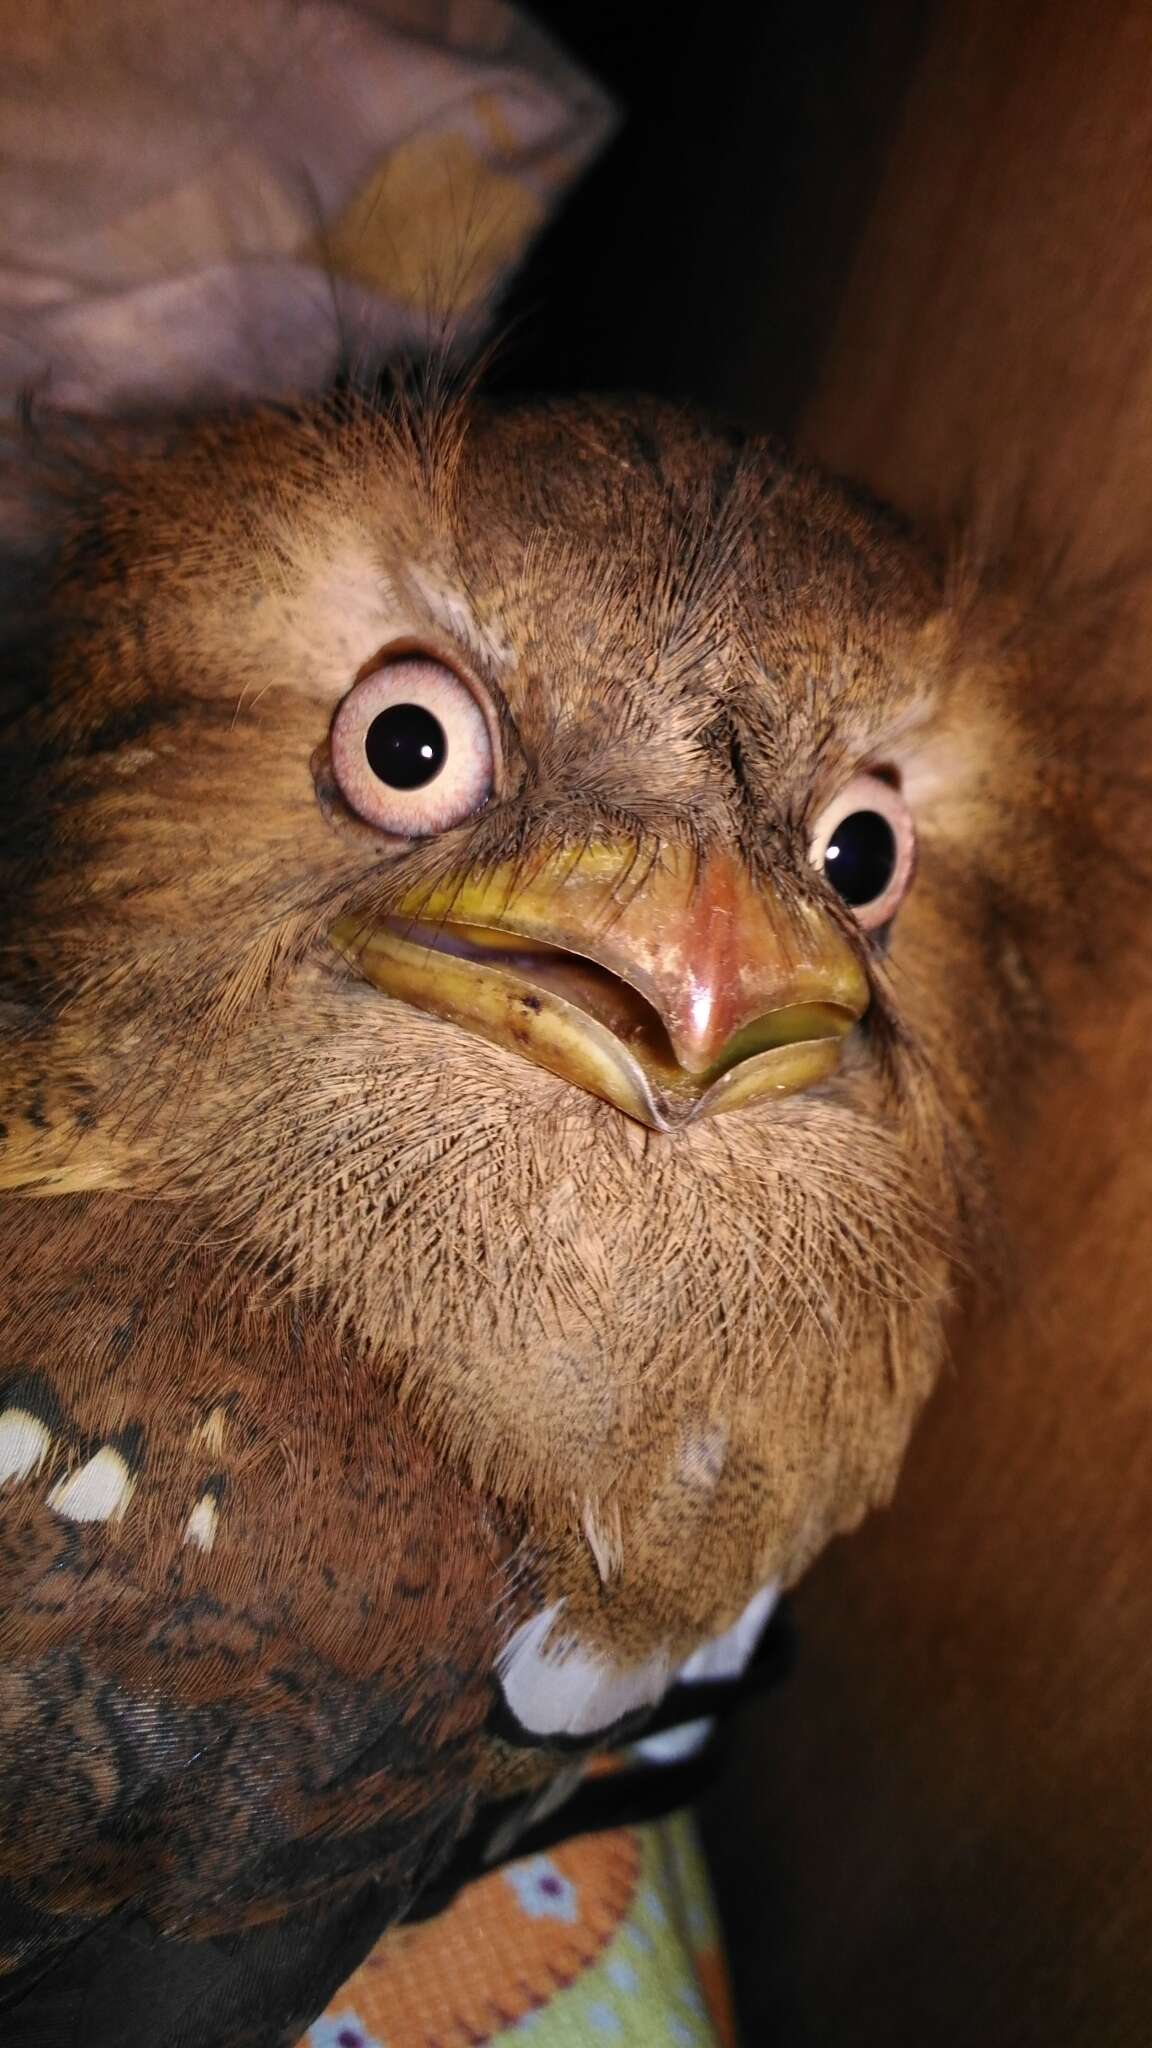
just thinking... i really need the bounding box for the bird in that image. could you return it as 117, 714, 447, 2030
0, 381, 1113, 2044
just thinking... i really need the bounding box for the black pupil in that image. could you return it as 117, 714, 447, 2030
364, 703, 447, 790
823, 810, 897, 907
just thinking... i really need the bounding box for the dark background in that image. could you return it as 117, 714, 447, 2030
497, 1, 927, 431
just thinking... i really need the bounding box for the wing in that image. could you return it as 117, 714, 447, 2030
0, 1195, 530, 2047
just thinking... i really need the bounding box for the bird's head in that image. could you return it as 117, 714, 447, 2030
0, 391, 1105, 1639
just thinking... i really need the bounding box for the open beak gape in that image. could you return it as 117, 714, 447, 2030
332, 841, 869, 1132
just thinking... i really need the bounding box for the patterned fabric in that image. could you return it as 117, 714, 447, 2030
309, 1814, 735, 2047
0, 0, 614, 414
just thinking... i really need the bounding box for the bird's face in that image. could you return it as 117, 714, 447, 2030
1, 395, 1072, 1644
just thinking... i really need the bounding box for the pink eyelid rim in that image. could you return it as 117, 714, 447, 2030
808, 771, 916, 930
329, 648, 498, 838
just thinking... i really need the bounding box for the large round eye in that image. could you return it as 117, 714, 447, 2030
330, 656, 494, 837
808, 772, 915, 930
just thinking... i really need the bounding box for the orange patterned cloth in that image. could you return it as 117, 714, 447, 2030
308, 1814, 736, 2048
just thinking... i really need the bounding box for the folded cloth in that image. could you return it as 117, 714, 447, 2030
0, 0, 615, 414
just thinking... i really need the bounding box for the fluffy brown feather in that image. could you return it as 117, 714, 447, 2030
0, 384, 1135, 2029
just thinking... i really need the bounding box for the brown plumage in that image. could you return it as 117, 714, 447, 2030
0, 384, 1124, 2043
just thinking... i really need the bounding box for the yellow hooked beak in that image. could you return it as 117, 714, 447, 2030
332, 841, 868, 1131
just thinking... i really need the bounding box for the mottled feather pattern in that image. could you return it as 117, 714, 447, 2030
0, 1195, 543, 2018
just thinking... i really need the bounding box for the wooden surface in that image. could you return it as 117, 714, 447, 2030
704, 3, 1152, 2041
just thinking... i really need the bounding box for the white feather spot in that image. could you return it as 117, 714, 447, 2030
183, 1493, 219, 1553
678, 1582, 779, 1685
581, 1497, 623, 1585
497, 1603, 672, 1740
192, 1406, 227, 1456
47, 1447, 134, 1524
0, 1409, 52, 1485
631, 1716, 716, 1765
678, 1424, 729, 1490
497, 1581, 779, 1744
111, 747, 156, 776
